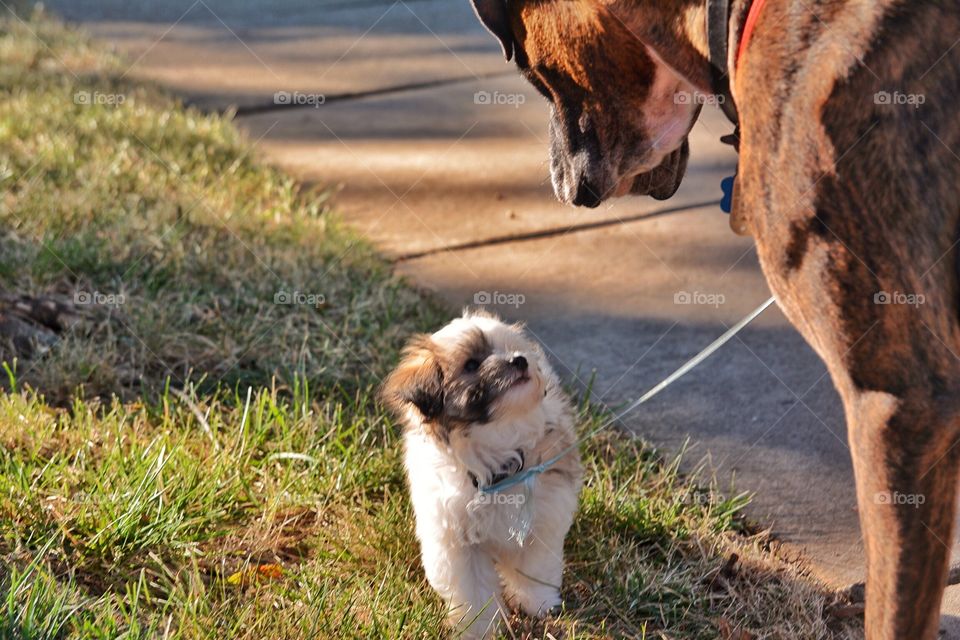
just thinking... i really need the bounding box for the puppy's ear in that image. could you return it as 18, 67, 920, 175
470, 0, 514, 61
381, 336, 445, 422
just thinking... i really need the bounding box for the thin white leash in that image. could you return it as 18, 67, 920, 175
481, 295, 778, 495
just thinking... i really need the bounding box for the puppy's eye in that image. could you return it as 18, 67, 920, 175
464, 358, 481, 373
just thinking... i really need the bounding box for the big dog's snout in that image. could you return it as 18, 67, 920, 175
548, 111, 607, 208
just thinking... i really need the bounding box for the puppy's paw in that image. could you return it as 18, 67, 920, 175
506, 585, 561, 618
448, 606, 501, 640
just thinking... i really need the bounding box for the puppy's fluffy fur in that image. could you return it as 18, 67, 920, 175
382, 311, 582, 639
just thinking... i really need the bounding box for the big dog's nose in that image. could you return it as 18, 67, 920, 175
571, 173, 602, 208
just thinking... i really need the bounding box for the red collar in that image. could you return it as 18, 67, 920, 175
735, 0, 770, 69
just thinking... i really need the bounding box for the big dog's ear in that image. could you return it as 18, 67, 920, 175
470, 0, 514, 61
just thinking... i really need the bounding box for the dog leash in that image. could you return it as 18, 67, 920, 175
481, 295, 778, 495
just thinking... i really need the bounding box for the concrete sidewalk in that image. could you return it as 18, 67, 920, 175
47, 0, 960, 632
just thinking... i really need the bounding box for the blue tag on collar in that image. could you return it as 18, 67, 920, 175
720, 174, 735, 214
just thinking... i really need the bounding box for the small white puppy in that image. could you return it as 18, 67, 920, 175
382, 310, 582, 639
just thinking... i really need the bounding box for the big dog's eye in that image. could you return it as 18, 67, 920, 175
464, 358, 481, 373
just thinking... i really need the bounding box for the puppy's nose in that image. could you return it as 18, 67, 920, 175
510, 355, 528, 371
572, 174, 602, 208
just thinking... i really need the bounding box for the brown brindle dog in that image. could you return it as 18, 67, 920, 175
469, 0, 960, 638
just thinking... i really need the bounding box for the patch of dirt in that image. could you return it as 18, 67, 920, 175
0, 292, 85, 359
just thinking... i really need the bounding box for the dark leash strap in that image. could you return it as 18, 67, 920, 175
706, 0, 744, 213
706, 0, 770, 130
706, 0, 740, 127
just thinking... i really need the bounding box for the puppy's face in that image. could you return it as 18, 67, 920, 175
382, 313, 548, 441
472, 0, 698, 207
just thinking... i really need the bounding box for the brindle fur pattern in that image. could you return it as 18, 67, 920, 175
735, 4, 960, 636
471, 0, 960, 637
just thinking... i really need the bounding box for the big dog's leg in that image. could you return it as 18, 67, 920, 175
762, 244, 960, 639
747, 154, 960, 638
759, 240, 960, 640
846, 388, 960, 639
729, 0, 960, 632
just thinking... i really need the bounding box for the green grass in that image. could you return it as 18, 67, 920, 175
0, 8, 861, 639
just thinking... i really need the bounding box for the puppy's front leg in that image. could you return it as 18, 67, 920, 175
420, 539, 503, 639
498, 525, 566, 617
